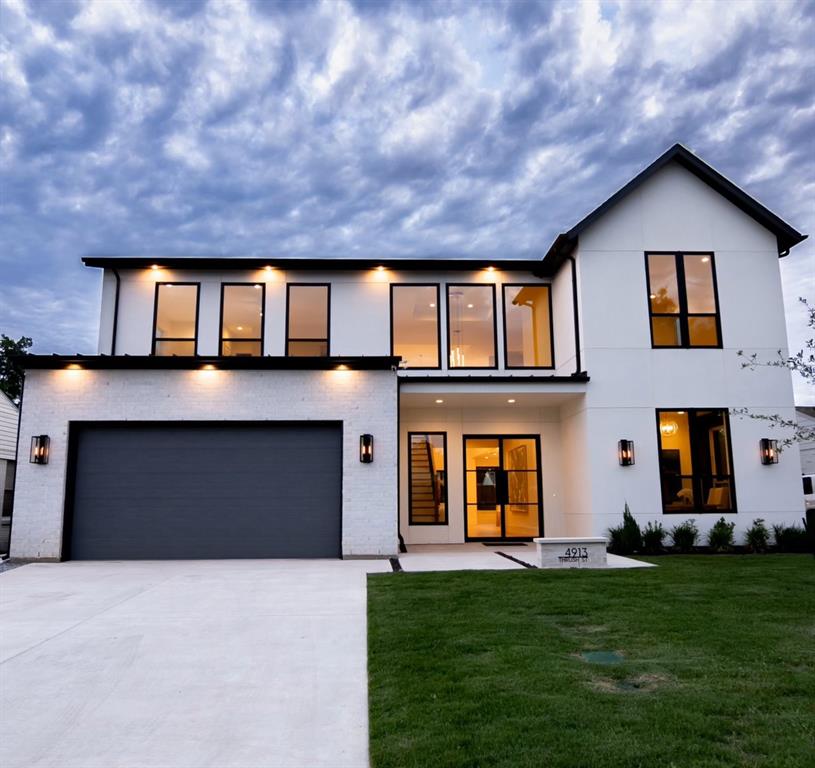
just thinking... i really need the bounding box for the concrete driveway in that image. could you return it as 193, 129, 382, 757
0, 559, 390, 768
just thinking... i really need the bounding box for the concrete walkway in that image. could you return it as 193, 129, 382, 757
0, 559, 389, 768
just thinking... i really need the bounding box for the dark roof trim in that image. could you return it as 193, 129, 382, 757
399, 373, 589, 384
18, 355, 401, 371
82, 256, 547, 275
541, 143, 807, 275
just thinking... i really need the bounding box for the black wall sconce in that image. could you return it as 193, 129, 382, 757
30, 435, 50, 465
759, 438, 779, 465
360, 434, 374, 463
618, 439, 635, 466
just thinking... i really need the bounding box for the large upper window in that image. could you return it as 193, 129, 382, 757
220, 284, 264, 356
152, 283, 199, 356
646, 253, 721, 348
286, 284, 329, 356
391, 285, 440, 368
447, 284, 497, 368
503, 284, 554, 368
408, 432, 447, 525
657, 409, 735, 514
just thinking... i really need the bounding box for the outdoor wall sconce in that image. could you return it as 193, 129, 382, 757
360, 434, 374, 463
759, 438, 779, 465
30, 435, 50, 465
618, 439, 635, 466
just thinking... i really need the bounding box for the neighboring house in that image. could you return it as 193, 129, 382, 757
9, 144, 808, 561
796, 408, 815, 476
0, 390, 19, 525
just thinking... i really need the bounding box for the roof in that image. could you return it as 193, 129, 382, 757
17, 355, 401, 371
541, 143, 807, 275
82, 256, 546, 275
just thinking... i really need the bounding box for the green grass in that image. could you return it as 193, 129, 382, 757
368, 556, 815, 768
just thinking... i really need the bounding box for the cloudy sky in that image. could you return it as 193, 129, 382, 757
1, 0, 813, 400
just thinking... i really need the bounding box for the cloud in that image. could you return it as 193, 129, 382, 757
0, 0, 812, 400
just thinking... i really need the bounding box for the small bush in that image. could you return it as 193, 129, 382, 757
608, 502, 642, 555
642, 521, 666, 554
773, 524, 810, 553
745, 518, 770, 553
670, 519, 699, 553
708, 517, 736, 552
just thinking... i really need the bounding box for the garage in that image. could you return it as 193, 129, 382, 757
64, 422, 342, 560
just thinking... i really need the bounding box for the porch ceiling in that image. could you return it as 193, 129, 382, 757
399, 388, 585, 409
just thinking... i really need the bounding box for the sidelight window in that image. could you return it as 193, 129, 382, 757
408, 433, 447, 525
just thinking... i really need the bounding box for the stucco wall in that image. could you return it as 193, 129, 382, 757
11, 368, 398, 560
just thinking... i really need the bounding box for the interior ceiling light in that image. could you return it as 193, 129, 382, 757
435, 399, 444, 404
507, 399, 516, 403
467, 303, 474, 308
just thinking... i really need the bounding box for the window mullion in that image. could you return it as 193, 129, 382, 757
675, 254, 690, 347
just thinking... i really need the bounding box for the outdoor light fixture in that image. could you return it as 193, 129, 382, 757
30, 435, 50, 465
618, 439, 635, 466
360, 434, 374, 463
759, 438, 779, 465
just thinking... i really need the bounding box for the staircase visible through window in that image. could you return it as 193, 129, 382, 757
408, 433, 447, 525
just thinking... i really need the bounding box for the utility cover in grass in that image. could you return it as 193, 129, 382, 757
580, 650, 624, 665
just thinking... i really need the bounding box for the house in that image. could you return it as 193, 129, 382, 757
0, 390, 19, 553
9, 144, 808, 561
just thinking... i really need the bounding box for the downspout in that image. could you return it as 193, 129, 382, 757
566, 254, 582, 375
110, 269, 121, 355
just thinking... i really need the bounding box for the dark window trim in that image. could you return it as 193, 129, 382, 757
645, 252, 723, 349
151, 282, 200, 356
407, 431, 448, 526
285, 282, 331, 356
446, 283, 499, 370
390, 283, 442, 370
501, 283, 556, 370
461, 433, 544, 541
219, 282, 266, 357
655, 407, 738, 515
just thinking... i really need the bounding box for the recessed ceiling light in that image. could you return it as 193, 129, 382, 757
435, 399, 444, 404
254, 284, 262, 289
376, 266, 385, 271
701, 256, 710, 263
650, 294, 656, 299
264, 265, 273, 272
151, 264, 159, 270
467, 303, 474, 308
486, 266, 495, 272
237, 326, 243, 331
429, 303, 436, 308
507, 399, 516, 403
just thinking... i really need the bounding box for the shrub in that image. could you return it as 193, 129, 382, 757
773, 524, 810, 553
641, 521, 666, 554
708, 516, 736, 552
745, 518, 770, 553
608, 502, 642, 555
670, 519, 699, 553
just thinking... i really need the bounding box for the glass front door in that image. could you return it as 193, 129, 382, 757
464, 436, 541, 540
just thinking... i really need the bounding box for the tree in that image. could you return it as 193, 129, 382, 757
0, 335, 33, 404
732, 297, 815, 450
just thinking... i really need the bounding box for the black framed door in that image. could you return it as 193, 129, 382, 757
463, 435, 542, 540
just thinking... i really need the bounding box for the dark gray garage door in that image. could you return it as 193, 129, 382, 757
65, 423, 342, 560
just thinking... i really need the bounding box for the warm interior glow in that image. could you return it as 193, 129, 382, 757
155, 283, 198, 356
504, 285, 553, 367
409, 433, 447, 524
391, 285, 440, 368
448, 285, 495, 368
287, 284, 329, 356
221, 284, 263, 356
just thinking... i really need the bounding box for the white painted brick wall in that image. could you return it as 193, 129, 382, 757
12, 368, 398, 559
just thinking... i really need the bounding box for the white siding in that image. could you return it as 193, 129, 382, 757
0, 391, 19, 461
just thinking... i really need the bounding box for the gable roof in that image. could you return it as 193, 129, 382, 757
541, 143, 807, 275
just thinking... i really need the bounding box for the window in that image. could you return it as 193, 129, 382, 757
447, 284, 497, 368
152, 283, 199, 356
646, 253, 721, 347
408, 433, 447, 525
391, 285, 440, 368
286, 284, 329, 356
657, 409, 736, 514
503, 284, 554, 368
220, 284, 265, 356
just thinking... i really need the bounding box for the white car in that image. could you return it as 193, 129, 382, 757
803, 474, 815, 511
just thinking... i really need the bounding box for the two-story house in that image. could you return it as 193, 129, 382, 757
10, 144, 807, 560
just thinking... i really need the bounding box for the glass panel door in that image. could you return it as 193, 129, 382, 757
464, 436, 541, 540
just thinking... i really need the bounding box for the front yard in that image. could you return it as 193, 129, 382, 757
368, 556, 814, 768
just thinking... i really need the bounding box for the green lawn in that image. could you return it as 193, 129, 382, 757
368, 556, 815, 768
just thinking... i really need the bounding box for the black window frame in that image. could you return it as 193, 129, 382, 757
218, 282, 266, 357
408, 431, 449, 526
285, 282, 331, 357
655, 407, 738, 515
645, 252, 722, 349
151, 282, 200, 356
446, 282, 499, 370
501, 283, 556, 370
390, 283, 442, 370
